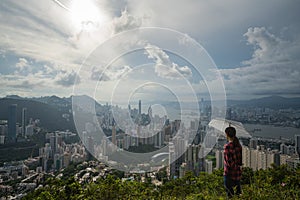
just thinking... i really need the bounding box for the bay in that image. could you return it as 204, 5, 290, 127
244, 124, 300, 140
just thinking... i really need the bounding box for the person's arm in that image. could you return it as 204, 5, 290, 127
238, 147, 243, 166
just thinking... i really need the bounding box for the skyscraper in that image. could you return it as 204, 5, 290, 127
148, 106, 152, 118
50, 135, 56, 156
200, 98, 204, 114
249, 138, 258, 149
138, 100, 141, 115
56, 133, 63, 153
22, 108, 27, 137
87, 136, 94, 160
8, 104, 17, 142
295, 134, 300, 157
169, 137, 186, 178
112, 119, 116, 145
185, 144, 201, 175
169, 142, 176, 178
215, 150, 224, 169
205, 159, 213, 174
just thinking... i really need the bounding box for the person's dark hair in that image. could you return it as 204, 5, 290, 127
225, 126, 241, 147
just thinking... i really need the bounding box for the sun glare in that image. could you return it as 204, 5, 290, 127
69, 0, 107, 31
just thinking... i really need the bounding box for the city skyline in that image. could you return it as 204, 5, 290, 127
0, 0, 299, 101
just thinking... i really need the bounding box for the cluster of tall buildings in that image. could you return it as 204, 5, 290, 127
92, 117, 183, 161
0, 104, 35, 144
168, 138, 214, 179
38, 131, 83, 172
215, 135, 300, 171
82, 99, 212, 177
226, 106, 300, 128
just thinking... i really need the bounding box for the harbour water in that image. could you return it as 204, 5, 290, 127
244, 124, 300, 140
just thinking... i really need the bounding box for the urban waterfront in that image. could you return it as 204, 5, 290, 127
244, 124, 300, 140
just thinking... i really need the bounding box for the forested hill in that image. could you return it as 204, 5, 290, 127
0, 97, 75, 132
22, 165, 299, 200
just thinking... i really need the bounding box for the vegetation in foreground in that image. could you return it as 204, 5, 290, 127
23, 165, 300, 200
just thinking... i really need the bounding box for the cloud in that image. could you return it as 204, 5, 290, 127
0, 1, 144, 70
1, 1, 300, 100
220, 27, 300, 99
112, 9, 142, 34
127, 0, 300, 68
9, 80, 43, 89
91, 67, 110, 81
0, 1, 86, 69
14, 57, 33, 75
91, 65, 132, 81
0, 68, 77, 97
220, 62, 300, 98
243, 27, 300, 65
144, 44, 192, 79
0, 0, 142, 97
15, 58, 28, 69
113, 65, 132, 79
0, 73, 46, 97
55, 70, 80, 87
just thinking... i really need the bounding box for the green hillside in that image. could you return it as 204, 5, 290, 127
0, 98, 75, 132
22, 165, 299, 200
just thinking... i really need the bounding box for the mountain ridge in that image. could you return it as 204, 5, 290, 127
1, 95, 299, 132
3, 95, 300, 109
227, 95, 300, 109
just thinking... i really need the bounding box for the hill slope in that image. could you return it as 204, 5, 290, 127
0, 98, 75, 132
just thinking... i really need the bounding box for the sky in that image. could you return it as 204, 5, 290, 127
0, 0, 300, 103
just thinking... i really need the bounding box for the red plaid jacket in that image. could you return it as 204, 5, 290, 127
223, 142, 242, 180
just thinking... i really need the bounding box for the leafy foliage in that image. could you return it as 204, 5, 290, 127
23, 165, 300, 200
